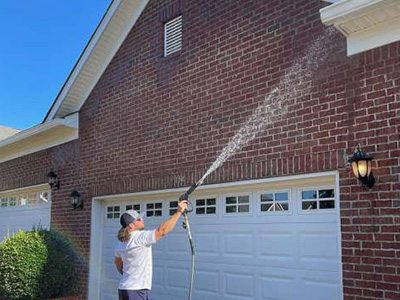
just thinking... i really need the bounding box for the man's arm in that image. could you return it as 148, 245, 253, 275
155, 200, 188, 241
114, 256, 123, 275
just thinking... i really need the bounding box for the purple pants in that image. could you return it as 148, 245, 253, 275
118, 289, 150, 300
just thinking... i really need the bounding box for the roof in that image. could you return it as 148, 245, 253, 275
0, 126, 20, 142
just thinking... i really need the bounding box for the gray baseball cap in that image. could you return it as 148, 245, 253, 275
120, 210, 143, 228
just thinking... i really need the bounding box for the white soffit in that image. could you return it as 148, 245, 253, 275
44, 0, 149, 122
320, 0, 400, 55
0, 114, 78, 163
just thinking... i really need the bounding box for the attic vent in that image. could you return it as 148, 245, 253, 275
164, 15, 182, 57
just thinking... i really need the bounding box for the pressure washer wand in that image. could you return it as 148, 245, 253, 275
179, 181, 201, 300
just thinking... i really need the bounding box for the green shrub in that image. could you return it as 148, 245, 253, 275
0, 228, 81, 300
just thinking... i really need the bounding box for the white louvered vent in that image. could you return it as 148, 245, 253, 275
164, 15, 182, 57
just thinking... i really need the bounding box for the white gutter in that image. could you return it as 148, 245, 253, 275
0, 114, 78, 149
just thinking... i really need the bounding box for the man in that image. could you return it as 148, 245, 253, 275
114, 200, 188, 300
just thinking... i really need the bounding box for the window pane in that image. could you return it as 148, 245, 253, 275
126, 205, 133, 210
196, 207, 205, 214
170, 201, 178, 208
113, 213, 120, 218
280, 203, 289, 211
226, 197, 236, 205
275, 192, 288, 201
302, 201, 317, 210
134, 204, 140, 211
155, 203, 162, 209
1, 198, 7, 207
238, 196, 249, 204
226, 206, 237, 213
261, 203, 273, 212
196, 199, 205, 206
206, 207, 216, 214
147, 211, 154, 217
9, 197, 17, 206
319, 189, 334, 198
206, 198, 216, 205
107, 213, 113, 219
238, 205, 249, 213
147, 203, 154, 209
114, 206, 120, 211
169, 209, 177, 215
155, 210, 162, 216
261, 194, 273, 202
302, 190, 316, 200
107, 207, 113, 212
320, 200, 335, 209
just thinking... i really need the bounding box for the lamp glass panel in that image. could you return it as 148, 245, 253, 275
358, 160, 367, 177
367, 161, 372, 176
351, 162, 359, 178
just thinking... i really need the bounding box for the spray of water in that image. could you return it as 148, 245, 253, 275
197, 27, 337, 186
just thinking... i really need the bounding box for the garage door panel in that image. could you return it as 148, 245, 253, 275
223, 232, 254, 257
0, 203, 51, 242
260, 274, 294, 300
297, 271, 341, 300
153, 265, 164, 288
224, 271, 255, 299
193, 232, 219, 255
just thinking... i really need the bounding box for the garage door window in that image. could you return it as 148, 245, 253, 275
301, 188, 335, 211
146, 202, 162, 217
225, 195, 250, 214
196, 198, 216, 215
126, 204, 140, 212
0, 191, 49, 208
107, 206, 120, 219
169, 201, 178, 215
260, 191, 289, 213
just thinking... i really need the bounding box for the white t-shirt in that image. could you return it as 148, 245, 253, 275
114, 230, 157, 290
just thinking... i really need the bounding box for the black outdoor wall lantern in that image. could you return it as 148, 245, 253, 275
348, 145, 375, 189
70, 190, 83, 209
47, 170, 60, 190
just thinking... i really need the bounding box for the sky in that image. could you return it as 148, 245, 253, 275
0, 0, 112, 130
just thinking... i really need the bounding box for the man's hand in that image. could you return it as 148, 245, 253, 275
178, 200, 188, 214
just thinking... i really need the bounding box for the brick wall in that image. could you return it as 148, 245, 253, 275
0, 0, 399, 298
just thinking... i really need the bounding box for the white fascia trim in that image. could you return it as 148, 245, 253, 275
347, 17, 400, 55
93, 171, 338, 201
320, 0, 384, 26
0, 114, 78, 149
45, 0, 123, 122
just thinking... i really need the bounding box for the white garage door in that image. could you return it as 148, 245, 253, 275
0, 185, 51, 242
94, 175, 342, 300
